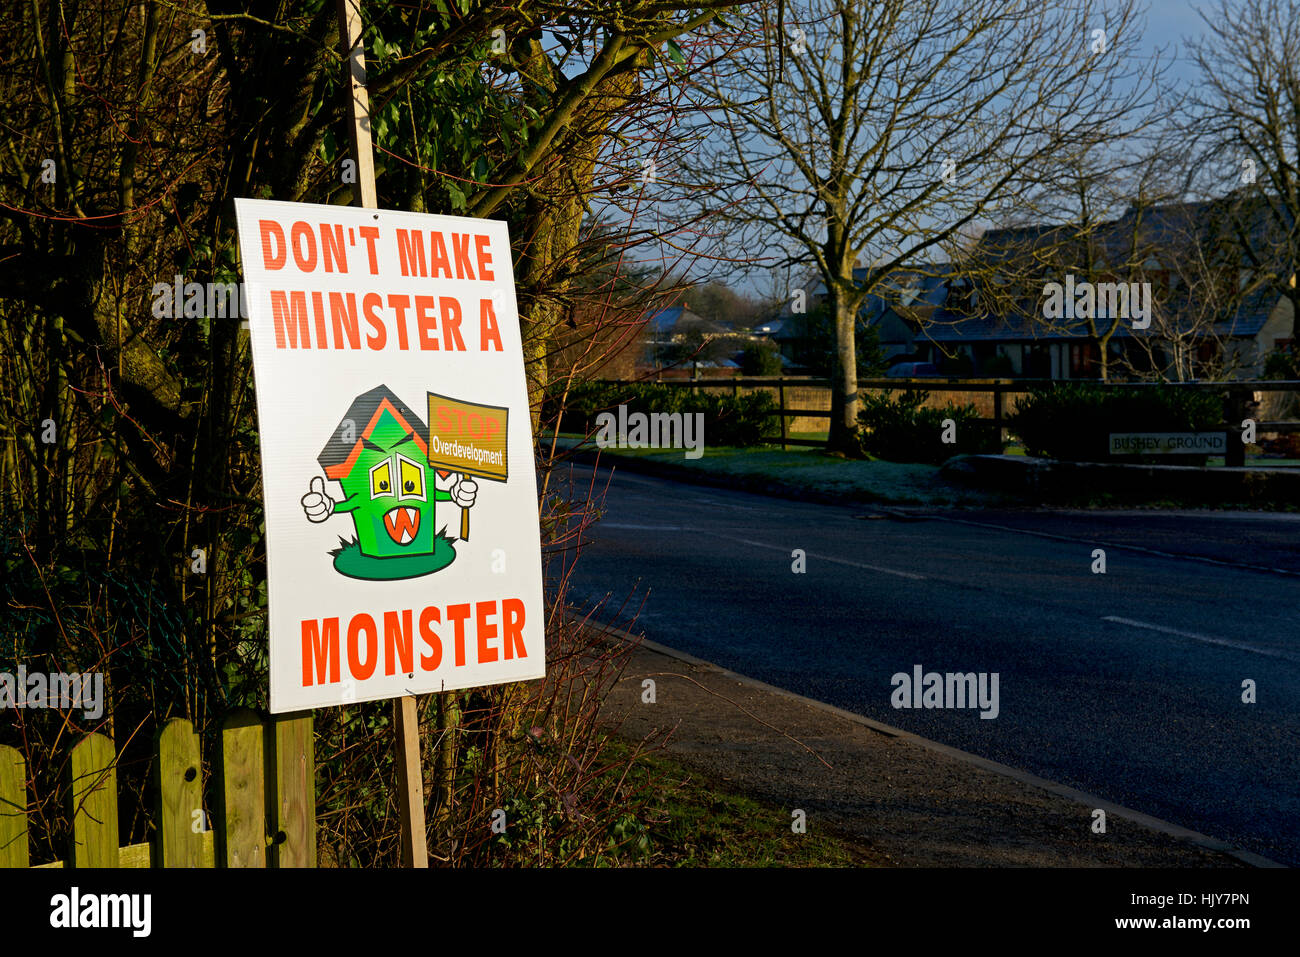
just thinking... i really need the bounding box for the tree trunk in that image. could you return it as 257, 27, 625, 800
827, 291, 859, 451
431, 691, 460, 849
514, 66, 641, 431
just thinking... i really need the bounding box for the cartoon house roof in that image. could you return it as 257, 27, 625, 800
318, 385, 430, 480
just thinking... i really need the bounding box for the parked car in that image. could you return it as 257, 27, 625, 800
885, 361, 940, 377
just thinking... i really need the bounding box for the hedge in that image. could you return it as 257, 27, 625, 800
547, 381, 779, 448
855, 389, 997, 464
1007, 383, 1222, 462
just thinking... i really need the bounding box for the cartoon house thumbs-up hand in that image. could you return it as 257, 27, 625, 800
301, 475, 336, 523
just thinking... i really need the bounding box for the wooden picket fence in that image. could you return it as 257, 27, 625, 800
0, 709, 314, 868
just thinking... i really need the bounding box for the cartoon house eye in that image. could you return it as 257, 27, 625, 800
396, 453, 426, 501
370, 458, 393, 498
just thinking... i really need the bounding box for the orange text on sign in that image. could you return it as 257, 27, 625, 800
267, 291, 504, 352
257, 220, 494, 281
433, 404, 501, 443
300, 598, 528, 687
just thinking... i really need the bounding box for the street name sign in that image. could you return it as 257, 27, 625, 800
1108, 432, 1227, 455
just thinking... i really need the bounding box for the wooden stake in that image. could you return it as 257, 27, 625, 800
336, 0, 428, 869
391, 694, 427, 867
337, 0, 377, 208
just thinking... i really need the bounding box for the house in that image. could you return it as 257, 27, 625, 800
639, 303, 732, 374
316, 384, 459, 577
902, 197, 1294, 379
920, 278, 1293, 379
855, 265, 953, 362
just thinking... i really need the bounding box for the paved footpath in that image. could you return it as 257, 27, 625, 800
599, 632, 1275, 867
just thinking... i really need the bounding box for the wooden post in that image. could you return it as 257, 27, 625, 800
337, 0, 377, 209
267, 712, 316, 867
391, 695, 426, 867
0, 746, 28, 868
993, 384, 1004, 453
336, 0, 428, 868
218, 709, 267, 868
67, 734, 119, 868
1224, 386, 1248, 467
156, 718, 205, 867
778, 377, 788, 450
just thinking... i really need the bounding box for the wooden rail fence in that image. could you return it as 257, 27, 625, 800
632, 376, 1300, 458
0, 709, 314, 868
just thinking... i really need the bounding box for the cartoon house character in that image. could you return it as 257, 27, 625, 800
300, 384, 477, 581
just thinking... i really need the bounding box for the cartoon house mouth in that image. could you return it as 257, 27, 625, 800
383, 505, 421, 544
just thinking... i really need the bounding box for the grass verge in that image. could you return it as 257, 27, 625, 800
545, 434, 1300, 510
545, 434, 1008, 507
597, 735, 870, 867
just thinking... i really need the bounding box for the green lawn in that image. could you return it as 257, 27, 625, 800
543, 432, 1299, 508
545, 433, 1007, 506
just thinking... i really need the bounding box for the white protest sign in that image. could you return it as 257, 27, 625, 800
234, 199, 545, 713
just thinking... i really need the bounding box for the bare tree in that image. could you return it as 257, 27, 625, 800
956, 139, 1179, 382
690, 0, 1161, 448
1112, 195, 1271, 382
1184, 0, 1300, 338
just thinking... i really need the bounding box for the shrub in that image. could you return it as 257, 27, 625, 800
855, 389, 996, 464
740, 340, 783, 376
800, 303, 890, 378
936, 350, 974, 376
1007, 383, 1222, 462
982, 353, 1016, 377
549, 380, 779, 448
1263, 348, 1299, 381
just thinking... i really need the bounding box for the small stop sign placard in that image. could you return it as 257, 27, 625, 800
426, 393, 509, 483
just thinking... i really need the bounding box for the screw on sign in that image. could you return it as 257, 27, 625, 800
426, 393, 509, 542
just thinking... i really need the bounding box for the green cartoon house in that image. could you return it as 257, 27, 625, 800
311, 385, 459, 581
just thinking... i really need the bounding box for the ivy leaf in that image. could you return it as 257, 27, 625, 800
664, 39, 685, 66
474, 156, 488, 182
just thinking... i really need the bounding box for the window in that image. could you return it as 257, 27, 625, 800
1070, 342, 1100, 377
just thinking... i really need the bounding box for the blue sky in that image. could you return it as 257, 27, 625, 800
1140, 0, 1214, 84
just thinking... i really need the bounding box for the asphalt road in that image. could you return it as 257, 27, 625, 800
555, 464, 1300, 866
